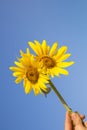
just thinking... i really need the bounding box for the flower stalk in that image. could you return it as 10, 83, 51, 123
49, 80, 72, 113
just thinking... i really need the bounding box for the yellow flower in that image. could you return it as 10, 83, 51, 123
28, 40, 74, 77
9, 48, 49, 95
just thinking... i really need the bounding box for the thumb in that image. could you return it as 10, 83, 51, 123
65, 111, 73, 130
71, 112, 84, 129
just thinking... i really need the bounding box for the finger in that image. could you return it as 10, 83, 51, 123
80, 115, 85, 120
84, 122, 87, 128
71, 112, 85, 129
65, 112, 72, 130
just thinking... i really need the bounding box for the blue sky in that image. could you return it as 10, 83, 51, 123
0, 0, 87, 130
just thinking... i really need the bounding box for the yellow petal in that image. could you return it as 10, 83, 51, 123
39, 74, 49, 82
50, 42, 58, 56
57, 53, 71, 61
39, 81, 48, 92
20, 57, 30, 67
13, 72, 24, 77
49, 67, 60, 77
20, 50, 25, 57
9, 66, 24, 72
15, 77, 23, 84
56, 46, 68, 58
58, 68, 69, 75
24, 80, 32, 94
23, 78, 27, 88
28, 41, 39, 55
34, 40, 43, 55
14, 61, 24, 68
33, 86, 40, 95
26, 48, 30, 55
57, 61, 74, 68
42, 40, 49, 55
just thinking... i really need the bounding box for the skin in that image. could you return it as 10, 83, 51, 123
65, 112, 87, 130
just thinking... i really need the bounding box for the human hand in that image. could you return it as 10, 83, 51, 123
64, 111, 87, 130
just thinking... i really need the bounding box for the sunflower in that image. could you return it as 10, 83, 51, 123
9, 48, 50, 95
28, 40, 74, 77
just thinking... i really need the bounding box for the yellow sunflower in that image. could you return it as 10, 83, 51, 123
28, 40, 74, 77
9, 48, 50, 95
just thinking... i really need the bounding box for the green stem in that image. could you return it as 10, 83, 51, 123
49, 80, 72, 113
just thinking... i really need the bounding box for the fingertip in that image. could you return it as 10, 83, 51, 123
80, 114, 85, 120
65, 111, 73, 130
66, 111, 71, 117
65, 111, 69, 119
71, 112, 77, 120
71, 112, 83, 126
65, 111, 72, 123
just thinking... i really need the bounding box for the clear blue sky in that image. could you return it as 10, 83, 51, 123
0, 0, 87, 130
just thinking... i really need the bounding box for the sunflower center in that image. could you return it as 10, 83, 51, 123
26, 66, 39, 84
41, 56, 55, 68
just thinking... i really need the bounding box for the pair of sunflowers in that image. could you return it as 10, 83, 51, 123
10, 40, 74, 96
